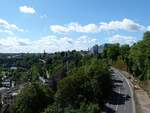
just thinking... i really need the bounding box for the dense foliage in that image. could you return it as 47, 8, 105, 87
42, 57, 112, 113
0, 51, 82, 85
103, 31, 150, 80
10, 82, 54, 113
6, 52, 112, 113
128, 31, 150, 80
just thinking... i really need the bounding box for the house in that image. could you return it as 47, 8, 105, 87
2, 77, 15, 88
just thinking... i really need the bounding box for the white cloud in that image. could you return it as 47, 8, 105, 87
32, 36, 97, 52
108, 34, 136, 45
50, 23, 98, 33
0, 36, 97, 53
99, 18, 145, 32
0, 37, 30, 47
0, 29, 13, 35
50, 18, 145, 33
147, 26, 150, 31
19, 5, 35, 14
0, 18, 24, 35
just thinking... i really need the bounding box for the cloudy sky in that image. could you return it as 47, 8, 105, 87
0, 0, 149, 53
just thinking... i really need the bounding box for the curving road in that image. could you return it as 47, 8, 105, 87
104, 68, 135, 113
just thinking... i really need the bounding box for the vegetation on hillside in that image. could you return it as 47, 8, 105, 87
10, 83, 54, 113
9, 56, 112, 113
128, 31, 150, 80
103, 31, 150, 80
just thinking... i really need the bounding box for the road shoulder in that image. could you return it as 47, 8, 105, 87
116, 69, 150, 113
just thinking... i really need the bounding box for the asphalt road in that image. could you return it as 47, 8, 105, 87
104, 68, 135, 113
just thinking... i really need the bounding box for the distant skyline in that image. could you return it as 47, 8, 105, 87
0, 0, 150, 53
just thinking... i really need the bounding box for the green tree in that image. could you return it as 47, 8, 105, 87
10, 82, 54, 113
143, 31, 150, 40
120, 44, 130, 70
128, 31, 150, 80
120, 45, 130, 60
55, 59, 111, 112
106, 43, 120, 63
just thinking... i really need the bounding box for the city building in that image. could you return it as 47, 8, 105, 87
89, 43, 113, 55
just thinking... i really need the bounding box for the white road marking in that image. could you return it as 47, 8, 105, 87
115, 87, 120, 113
117, 70, 136, 113
123, 80, 127, 113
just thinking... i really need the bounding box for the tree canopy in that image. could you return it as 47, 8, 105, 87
10, 83, 54, 113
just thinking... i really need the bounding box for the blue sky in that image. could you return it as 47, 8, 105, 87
0, 0, 149, 53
